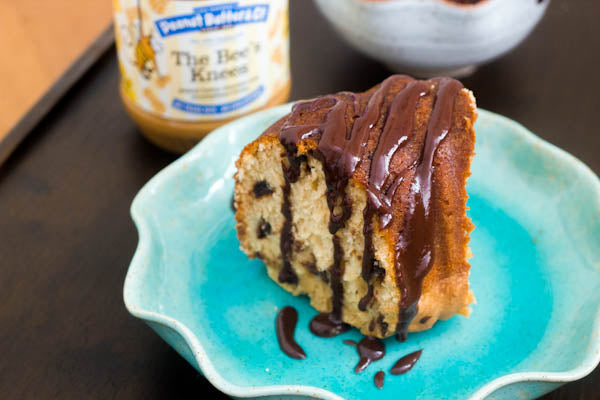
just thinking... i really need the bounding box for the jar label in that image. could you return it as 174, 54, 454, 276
113, 0, 289, 121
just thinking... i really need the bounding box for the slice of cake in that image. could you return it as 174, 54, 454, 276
234, 75, 476, 339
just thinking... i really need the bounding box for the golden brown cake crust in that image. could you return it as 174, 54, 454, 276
235, 75, 476, 338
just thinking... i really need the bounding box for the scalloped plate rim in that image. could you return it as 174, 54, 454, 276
123, 104, 600, 399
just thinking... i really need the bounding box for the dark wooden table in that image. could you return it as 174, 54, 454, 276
1, 1, 598, 399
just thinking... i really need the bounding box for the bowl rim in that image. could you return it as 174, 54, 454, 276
124, 105, 600, 400
359, 0, 493, 10
316, 0, 551, 17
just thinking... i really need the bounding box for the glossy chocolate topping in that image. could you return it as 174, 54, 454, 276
390, 349, 422, 375
349, 336, 386, 373
276, 75, 464, 339
394, 78, 463, 340
275, 306, 306, 360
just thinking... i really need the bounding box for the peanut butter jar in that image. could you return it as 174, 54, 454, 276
113, 0, 291, 153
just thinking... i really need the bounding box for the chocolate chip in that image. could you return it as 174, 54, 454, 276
420, 316, 431, 324
257, 218, 271, 238
253, 180, 274, 198
377, 314, 388, 336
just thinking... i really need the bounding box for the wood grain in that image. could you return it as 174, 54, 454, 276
0, 0, 112, 138
0, 1, 599, 399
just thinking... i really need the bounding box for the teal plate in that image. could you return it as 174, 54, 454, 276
124, 104, 600, 400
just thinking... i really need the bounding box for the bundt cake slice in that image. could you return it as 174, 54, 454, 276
234, 75, 477, 340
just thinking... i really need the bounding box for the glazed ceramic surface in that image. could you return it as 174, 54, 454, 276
313, 0, 550, 77
124, 104, 600, 399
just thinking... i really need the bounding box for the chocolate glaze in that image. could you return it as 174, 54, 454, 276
276, 75, 463, 340
390, 349, 422, 375
353, 336, 386, 373
309, 312, 350, 337
393, 78, 463, 340
367, 81, 430, 227
374, 371, 385, 389
275, 306, 306, 360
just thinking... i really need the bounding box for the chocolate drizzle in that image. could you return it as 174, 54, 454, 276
275, 306, 306, 359
278, 154, 307, 285
390, 349, 422, 375
279, 175, 297, 284
367, 81, 430, 227
345, 336, 386, 373
276, 75, 463, 341
393, 78, 463, 340
280, 94, 360, 333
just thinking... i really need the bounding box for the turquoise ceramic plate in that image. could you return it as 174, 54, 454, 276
124, 104, 600, 400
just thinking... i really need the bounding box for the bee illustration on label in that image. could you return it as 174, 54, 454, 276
133, 1, 170, 88
135, 1, 157, 79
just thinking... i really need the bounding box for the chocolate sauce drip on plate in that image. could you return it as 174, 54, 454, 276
343, 339, 357, 346
353, 336, 386, 373
390, 349, 423, 375
374, 371, 385, 389
275, 306, 306, 360
309, 312, 350, 337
